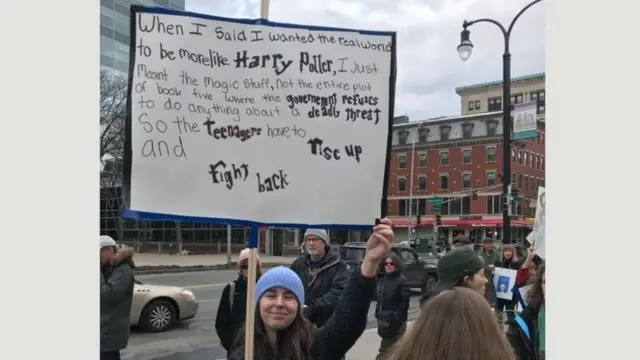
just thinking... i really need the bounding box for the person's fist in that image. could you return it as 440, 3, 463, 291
364, 217, 394, 263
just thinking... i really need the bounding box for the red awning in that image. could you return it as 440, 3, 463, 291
393, 219, 532, 228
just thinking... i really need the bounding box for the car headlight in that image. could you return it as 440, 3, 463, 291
181, 289, 197, 301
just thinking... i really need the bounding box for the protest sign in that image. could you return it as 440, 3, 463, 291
122, 6, 397, 228
494, 267, 518, 301
526, 186, 546, 258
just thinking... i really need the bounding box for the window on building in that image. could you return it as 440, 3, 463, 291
474, 100, 481, 110
398, 199, 408, 216
418, 153, 427, 167
541, 133, 545, 146
398, 178, 406, 192
418, 128, 428, 143
512, 148, 516, 162
440, 151, 449, 165
462, 123, 474, 138
487, 147, 496, 162
398, 131, 408, 145
518, 151, 524, 165
462, 173, 471, 189
444, 197, 471, 216
512, 172, 517, 184
518, 174, 523, 189
525, 176, 529, 190
418, 176, 426, 191
468, 101, 474, 111
487, 120, 498, 136
541, 156, 545, 170
486, 195, 502, 214
510, 93, 524, 104
440, 126, 451, 141
488, 97, 502, 111
411, 199, 427, 216
463, 149, 472, 164
523, 152, 528, 167
531, 90, 545, 114
536, 155, 541, 170
487, 171, 496, 187
398, 155, 406, 168
440, 174, 449, 189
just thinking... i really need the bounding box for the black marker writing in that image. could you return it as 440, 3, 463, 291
215, 27, 247, 41
138, 15, 184, 35
208, 160, 249, 190
233, 51, 293, 76
257, 170, 289, 193
190, 22, 206, 35
307, 137, 341, 161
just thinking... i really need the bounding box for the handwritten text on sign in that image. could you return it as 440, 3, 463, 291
128, 9, 394, 226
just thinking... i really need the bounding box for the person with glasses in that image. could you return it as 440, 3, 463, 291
215, 248, 262, 357
374, 253, 410, 360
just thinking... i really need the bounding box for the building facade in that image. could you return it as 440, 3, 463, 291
100, 0, 185, 74
387, 73, 546, 246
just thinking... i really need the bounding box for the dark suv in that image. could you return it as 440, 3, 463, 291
338, 242, 438, 295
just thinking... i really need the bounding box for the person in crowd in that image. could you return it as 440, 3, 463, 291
451, 234, 473, 249
507, 263, 546, 360
290, 228, 349, 328
478, 239, 500, 307
515, 243, 542, 286
374, 253, 410, 360
391, 287, 517, 360
419, 247, 487, 306
230, 218, 395, 360
215, 249, 262, 357
495, 244, 522, 312
100, 236, 135, 360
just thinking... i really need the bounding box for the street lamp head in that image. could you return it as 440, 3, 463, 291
457, 28, 473, 61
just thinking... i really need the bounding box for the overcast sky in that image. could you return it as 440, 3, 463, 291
186, 0, 545, 121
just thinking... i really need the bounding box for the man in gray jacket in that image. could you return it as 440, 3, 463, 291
100, 236, 135, 360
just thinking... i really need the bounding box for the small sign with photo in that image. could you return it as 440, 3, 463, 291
493, 267, 517, 300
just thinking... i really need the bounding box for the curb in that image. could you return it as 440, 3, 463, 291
133, 261, 291, 275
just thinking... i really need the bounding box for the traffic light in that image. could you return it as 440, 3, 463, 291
472, 190, 478, 200
416, 215, 421, 227
435, 213, 442, 226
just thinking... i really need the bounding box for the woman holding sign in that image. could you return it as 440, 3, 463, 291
230, 218, 395, 360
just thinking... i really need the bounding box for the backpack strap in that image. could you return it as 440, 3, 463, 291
513, 314, 531, 340
228, 281, 235, 309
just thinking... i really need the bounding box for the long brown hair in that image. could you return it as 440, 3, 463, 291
390, 287, 516, 360
500, 244, 519, 263
234, 307, 316, 360
526, 262, 545, 310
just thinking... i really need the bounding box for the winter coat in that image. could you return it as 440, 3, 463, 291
228, 269, 375, 360
215, 274, 258, 354
290, 247, 349, 327
506, 306, 541, 360
495, 258, 522, 271
100, 248, 135, 351
375, 272, 410, 339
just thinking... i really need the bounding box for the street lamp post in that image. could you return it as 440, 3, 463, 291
407, 122, 427, 241
457, 0, 543, 244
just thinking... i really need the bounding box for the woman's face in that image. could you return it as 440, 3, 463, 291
503, 249, 513, 259
240, 264, 248, 277
259, 287, 299, 330
384, 257, 396, 273
466, 268, 488, 295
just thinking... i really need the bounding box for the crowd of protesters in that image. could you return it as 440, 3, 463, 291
100, 220, 545, 360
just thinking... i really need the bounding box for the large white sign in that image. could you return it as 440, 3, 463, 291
527, 186, 546, 258
124, 7, 396, 227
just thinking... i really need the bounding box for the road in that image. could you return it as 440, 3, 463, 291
122, 269, 423, 360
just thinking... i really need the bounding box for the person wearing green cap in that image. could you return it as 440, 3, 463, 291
419, 247, 488, 306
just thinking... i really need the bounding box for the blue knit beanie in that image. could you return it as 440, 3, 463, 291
254, 266, 305, 310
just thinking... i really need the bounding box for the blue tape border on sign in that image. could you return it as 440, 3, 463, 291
122, 5, 397, 231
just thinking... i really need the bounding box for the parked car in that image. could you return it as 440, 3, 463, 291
130, 280, 199, 332
339, 242, 438, 296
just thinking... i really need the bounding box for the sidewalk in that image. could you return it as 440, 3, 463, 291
133, 253, 297, 267
347, 322, 414, 360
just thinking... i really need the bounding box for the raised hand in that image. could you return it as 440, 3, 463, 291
361, 218, 394, 276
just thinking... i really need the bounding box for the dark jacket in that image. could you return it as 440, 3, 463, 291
506, 306, 541, 360
495, 258, 522, 270
228, 270, 375, 360
216, 274, 259, 354
100, 248, 135, 351
290, 247, 349, 327
375, 271, 410, 339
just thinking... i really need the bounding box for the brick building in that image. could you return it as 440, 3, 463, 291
387, 73, 545, 245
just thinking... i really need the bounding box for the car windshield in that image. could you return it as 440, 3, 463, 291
340, 247, 366, 261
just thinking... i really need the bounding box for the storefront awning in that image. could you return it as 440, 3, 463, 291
392, 218, 532, 228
